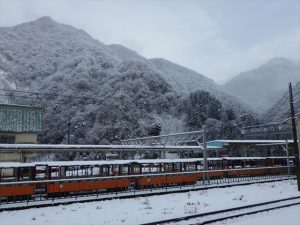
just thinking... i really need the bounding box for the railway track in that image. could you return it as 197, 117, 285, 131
0, 177, 295, 212
141, 196, 300, 225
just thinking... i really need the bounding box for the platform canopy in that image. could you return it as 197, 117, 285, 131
0, 143, 208, 154
207, 139, 295, 148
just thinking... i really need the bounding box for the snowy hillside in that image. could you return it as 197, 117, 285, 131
104, 44, 251, 115
0, 17, 180, 143
263, 81, 300, 122
150, 58, 251, 114
224, 58, 300, 115
0, 17, 251, 143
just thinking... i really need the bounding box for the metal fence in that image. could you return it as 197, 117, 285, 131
0, 166, 295, 206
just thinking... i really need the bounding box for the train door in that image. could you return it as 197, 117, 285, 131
34, 164, 48, 199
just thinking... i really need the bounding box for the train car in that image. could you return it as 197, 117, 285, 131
0, 157, 294, 202
44, 160, 133, 195
129, 158, 223, 188
0, 162, 36, 201
222, 157, 267, 169
0, 162, 36, 182
266, 156, 295, 167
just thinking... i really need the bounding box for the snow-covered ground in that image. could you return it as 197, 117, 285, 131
0, 180, 299, 225
212, 204, 300, 225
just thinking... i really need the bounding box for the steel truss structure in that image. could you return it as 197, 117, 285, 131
120, 130, 204, 146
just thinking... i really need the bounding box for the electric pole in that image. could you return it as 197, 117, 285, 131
67, 121, 71, 144
289, 82, 300, 191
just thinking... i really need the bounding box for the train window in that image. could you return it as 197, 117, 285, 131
6, 184, 11, 187
0, 135, 15, 144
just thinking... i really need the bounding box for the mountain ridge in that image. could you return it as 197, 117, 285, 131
0, 17, 253, 143
223, 57, 300, 115
263, 81, 300, 123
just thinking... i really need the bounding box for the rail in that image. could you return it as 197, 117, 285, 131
0, 166, 295, 207
142, 196, 300, 225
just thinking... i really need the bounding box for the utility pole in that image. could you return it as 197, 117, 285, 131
67, 121, 71, 144
202, 125, 209, 184
289, 82, 300, 191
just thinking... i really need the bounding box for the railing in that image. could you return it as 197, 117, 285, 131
0, 166, 295, 206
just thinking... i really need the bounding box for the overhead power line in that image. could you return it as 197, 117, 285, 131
0, 88, 104, 102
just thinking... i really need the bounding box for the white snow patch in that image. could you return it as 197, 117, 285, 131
0, 70, 16, 89
0, 180, 299, 225
211, 204, 300, 225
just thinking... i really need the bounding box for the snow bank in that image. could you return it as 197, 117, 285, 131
0, 180, 299, 225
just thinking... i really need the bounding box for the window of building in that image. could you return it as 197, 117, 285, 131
0, 135, 16, 144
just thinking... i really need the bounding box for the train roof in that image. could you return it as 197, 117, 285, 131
0, 156, 294, 168
0, 158, 223, 168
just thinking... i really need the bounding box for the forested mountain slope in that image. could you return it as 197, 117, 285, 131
263, 81, 300, 123
0, 17, 251, 143
149, 58, 251, 115
224, 58, 300, 115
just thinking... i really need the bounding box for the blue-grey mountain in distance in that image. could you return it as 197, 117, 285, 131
223, 57, 300, 116
263, 81, 300, 123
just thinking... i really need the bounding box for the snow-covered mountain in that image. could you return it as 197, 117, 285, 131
149, 58, 251, 114
0, 17, 250, 143
263, 81, 300, 122
223, 58, 300, 115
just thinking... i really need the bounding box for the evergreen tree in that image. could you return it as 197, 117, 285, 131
148, 123, 162, 136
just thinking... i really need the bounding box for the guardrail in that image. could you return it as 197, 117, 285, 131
0, 166, 295, 205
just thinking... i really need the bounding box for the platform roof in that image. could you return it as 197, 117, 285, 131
0, 143, 221, 154
207, 140, 295, 148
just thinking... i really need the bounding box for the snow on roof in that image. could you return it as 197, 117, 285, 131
0, 162, 36, 168
0, 158, 223, 168
208, 140, 294, 148
267, 156, 295, 159
0, 144, 204, 150
222, 157, 266, 160
2, 156, 294, 168
212, 140, 294, 144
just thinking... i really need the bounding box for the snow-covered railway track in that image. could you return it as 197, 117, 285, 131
0, 177, 294, 212
142, 196, 300, 225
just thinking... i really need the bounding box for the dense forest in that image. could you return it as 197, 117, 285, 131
0, 17, 284, 145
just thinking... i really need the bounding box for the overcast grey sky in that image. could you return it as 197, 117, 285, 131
0, 0, 299, 84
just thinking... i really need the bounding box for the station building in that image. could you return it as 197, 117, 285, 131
0, 104, 42, 161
